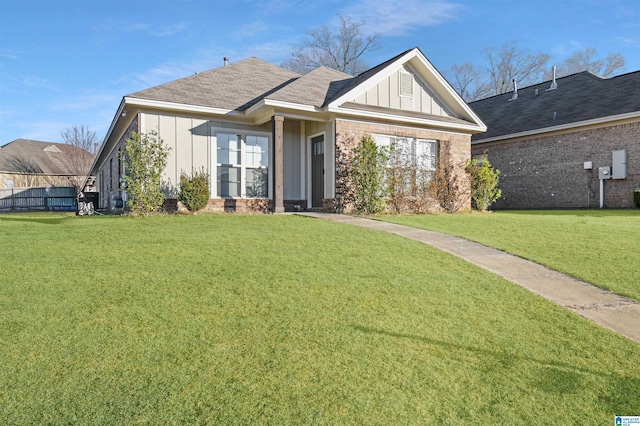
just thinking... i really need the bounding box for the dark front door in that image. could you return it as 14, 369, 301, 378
311, 135, 324, 208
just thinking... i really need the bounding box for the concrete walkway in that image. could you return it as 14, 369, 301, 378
296, 212, 640, 343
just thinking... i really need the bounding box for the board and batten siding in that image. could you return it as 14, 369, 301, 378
141, 112, 272, 194
305, 120, 335, 200
353, 64, 452, 117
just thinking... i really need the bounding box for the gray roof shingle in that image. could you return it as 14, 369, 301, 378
268, 66, 352, 107
470, 70, 640, 142
0, 139, 85, 175
128, 57, 301, 111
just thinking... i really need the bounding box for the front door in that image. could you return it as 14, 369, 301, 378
311, 135, 324, 208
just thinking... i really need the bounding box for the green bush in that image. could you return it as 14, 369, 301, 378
634, 189, 640, 209
465, 156, 502, 212
179, 168, 210, 212
122, 131, 170, 215
349, 135, 388, 214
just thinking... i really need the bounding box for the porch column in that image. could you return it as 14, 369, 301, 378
273, 115, 285, 213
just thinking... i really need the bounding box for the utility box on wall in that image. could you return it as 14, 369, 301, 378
612, 149, 627, 179
599, 166, 612, 180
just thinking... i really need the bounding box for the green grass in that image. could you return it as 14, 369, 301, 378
379, 210, 640, 301
1, 212, 639, 424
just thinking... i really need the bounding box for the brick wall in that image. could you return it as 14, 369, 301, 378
334, 119, 472, 212
472, 120, 640, 209
98, 116, 138, 211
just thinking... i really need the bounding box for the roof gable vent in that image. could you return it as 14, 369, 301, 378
399, 70, 414, 97
44, 145, 62, 153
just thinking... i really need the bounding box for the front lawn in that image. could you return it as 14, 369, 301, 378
0, 213, 638, 424
380, 210, 640, 301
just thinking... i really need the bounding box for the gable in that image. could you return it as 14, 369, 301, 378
326, 48, 486, 133
352, 63, 453, 118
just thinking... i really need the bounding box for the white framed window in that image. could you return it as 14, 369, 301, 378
373, 135, 437, 171
4, 178, 14, 189
373, 134, 439, 192
212, 129, 271, 199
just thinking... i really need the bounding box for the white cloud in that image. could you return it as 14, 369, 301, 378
152, 23, 189, 37
615, 36, 640, 45
95, 20, 188, 37
340, 0, 461, 36
0, 49, 20, 59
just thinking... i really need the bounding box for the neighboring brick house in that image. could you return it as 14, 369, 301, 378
470, 71, 640, 209
89, 48, 486, 212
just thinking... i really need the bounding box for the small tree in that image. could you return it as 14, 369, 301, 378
121, 131, 169, 215
179, 168, 210, 212
349, 134, 387, 214
466, 155, 502, 212
429, 142, 462, 213
60, 124, 96, 193
282, 15, 381, 75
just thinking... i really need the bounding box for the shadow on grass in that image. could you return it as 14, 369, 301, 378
495, 209, 640, 218
0, 215, 73, 225
351, 324, 640, 412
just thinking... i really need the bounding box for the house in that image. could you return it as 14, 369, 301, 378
90, 48, 486, 213
0, 138, 92, 190
470, 70, 640, 209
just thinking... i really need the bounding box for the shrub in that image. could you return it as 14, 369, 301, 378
349, 135, 388, 214
179, 168, 210, 212
429, 141, 463, 213
466, 155, 502, 212
121, 131, 170, 215
634, 189, 640, 209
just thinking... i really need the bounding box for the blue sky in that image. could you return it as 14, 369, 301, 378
1, 0, 638, 145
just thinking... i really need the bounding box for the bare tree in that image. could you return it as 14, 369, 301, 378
447, 62, 492, 102
485, 42, 550, 95
282, 15, 381, 76
60, 125, 97, 193
552, 48, 625, 78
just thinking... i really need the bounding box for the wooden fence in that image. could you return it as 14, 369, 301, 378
0, 186, 77, 212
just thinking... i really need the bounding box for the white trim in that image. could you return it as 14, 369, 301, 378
299, 121, 306, 200
125, 97, 240, 117
326, 48, 486, 130
210, 126, 273, 200
245, 98, 322, 116
336, 116, 475, 137
472, 111, 640, 144
330, 105, 486, 133
307, 131, 325, 209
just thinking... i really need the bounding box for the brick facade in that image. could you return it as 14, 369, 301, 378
334, 119, 472, 212
472, 120, 640, 209
97, 115, 139, 211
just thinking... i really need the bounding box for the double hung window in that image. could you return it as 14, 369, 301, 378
373, 134, 439, 193
214, 131, 270, 198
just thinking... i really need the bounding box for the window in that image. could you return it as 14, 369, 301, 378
4, 179, 14, 189
214, 131, 270, 198
373, 134, 438, 192
109, 158, 113, 191
118, 148, 122, 188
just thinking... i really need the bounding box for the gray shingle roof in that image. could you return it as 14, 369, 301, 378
128, 57, 301, 111
0, 139, 84, 175
268, 66, 352, 107
126, 51, 418, 111
470, 70, 640, 142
